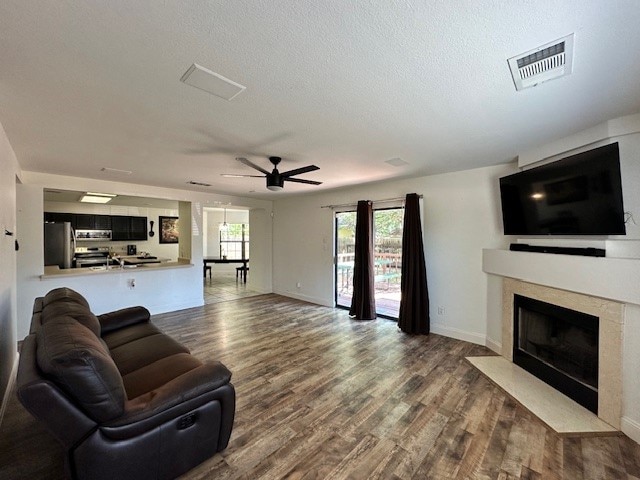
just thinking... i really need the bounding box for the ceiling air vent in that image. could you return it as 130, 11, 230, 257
180, 64, 246, 101
508, 34, 574, 91
186, 180, 212, 187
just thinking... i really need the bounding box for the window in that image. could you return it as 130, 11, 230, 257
219, 223, 249, 259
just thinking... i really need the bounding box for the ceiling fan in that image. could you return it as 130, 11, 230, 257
222, 156, 322, 191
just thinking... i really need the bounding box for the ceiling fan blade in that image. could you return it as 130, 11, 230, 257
284, 177, 323, 185
221, 174, 264, 178
280, 165, 320, 177
237, 157, 270, 175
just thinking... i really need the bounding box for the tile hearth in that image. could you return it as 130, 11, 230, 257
467, 356, 617, 436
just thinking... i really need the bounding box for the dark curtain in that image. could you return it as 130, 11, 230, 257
398, 193, 430, 334
349, 200, 376, 320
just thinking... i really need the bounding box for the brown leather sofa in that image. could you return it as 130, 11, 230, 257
17, 287, 235, 480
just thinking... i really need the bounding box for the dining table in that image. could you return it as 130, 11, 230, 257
203, 257, 249, 283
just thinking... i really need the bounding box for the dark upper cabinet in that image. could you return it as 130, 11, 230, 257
73, 214, 94, 229
110, 216, 131, 241
44, 212, 73, 224
110, 215, 148, 241
129, 216, 148, 240
45, 212, 147, 241
93, 215, 112, 230
67, 214, 112, 230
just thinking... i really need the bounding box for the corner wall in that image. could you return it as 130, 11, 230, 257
0, 121, 20, 417
272, 163, 514, 344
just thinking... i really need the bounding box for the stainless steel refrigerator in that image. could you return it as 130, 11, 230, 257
44, 222, 75, 269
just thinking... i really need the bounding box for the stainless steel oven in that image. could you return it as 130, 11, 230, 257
74, 247, 117, 268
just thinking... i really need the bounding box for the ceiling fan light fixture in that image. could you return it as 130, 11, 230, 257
266, 174, 284, 191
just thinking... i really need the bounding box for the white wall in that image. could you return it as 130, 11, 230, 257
249, 208, 273, 293
272, 163, 514, 345
0, 121, 20, 415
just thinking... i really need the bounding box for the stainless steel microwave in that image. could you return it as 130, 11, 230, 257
75, 229, 112, 241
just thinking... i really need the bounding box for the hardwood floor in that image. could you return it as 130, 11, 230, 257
2, 294, 640, 479
203, 272, 264, 304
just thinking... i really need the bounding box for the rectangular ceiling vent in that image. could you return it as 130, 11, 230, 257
180, 64, 246, 101
508, 34, 574, 91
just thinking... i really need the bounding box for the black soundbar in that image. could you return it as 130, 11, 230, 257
509, 243, 605, 257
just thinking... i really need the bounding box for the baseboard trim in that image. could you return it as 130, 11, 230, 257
274, 290, 333, 307
430, 323, 486, 346
0, 354, 19, 429
147, 298, 204, 315
485, 337, 502, 354
622, 416, 640, 445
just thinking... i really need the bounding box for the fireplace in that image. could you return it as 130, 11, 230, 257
513, 294, 598, 413
497, 278, 623, 429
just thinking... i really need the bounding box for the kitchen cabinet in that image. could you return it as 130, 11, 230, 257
78, 214, 112, 230
44, 212, 73, 224
45, 212, 147, 241
129, 216, 147, 240
110, 215, 148, 241
94, 215, 112, 230
45, 213, 111, 230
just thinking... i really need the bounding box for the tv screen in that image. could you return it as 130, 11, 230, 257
499, 143, 626, 235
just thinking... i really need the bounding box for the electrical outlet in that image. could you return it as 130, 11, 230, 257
437, 306, 445, 315
296, 282, 301, 289
128, 278, 136, 289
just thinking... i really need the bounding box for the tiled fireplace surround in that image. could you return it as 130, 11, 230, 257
501, 277, 623, 429
483, 248, 640, 433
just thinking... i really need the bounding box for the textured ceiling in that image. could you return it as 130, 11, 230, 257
2, 1, 640, 199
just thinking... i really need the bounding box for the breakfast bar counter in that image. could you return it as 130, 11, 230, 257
41, 259, 192, 279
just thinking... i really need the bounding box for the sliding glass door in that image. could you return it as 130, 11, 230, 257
335, 207, 403, 319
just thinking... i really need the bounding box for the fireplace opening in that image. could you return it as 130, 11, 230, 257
513, 294, 599, 413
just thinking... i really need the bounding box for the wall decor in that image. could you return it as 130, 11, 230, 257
159, 216, 179, 244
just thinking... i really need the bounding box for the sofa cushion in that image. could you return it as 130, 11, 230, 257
43, 287, 90, 309
109, 334, 190, 376
98, 306, 151, 334
122, 353, 203, 399
36, 316, 125, 422
41, 302, 101, 338
102, 322, 161, 350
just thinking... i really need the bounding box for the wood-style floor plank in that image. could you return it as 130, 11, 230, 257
1, 293, 640, 479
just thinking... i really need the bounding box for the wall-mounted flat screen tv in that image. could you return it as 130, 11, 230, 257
499, 142, 626, 235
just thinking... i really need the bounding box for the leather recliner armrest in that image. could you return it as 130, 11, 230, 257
98, 306, 151, 334
17, 335, 98, 448
100, 361, 233, 439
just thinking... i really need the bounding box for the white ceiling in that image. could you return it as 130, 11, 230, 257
2, 1, 640, 199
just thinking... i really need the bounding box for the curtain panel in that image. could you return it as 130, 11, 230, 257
398, 193, 430, 334
349, 200, 376, 320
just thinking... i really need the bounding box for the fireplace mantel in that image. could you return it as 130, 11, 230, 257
483, 248, 640, 305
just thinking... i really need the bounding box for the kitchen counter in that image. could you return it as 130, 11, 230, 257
120, 255, 171, 265
41, 259, 192, 279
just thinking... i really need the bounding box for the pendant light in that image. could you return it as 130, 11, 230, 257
220, 208, 229, 232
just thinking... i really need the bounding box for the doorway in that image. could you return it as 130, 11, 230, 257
203, 207, 260, 304
335, 207, 404, 319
